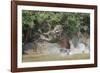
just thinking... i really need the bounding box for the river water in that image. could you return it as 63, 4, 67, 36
23, 39, 90, 56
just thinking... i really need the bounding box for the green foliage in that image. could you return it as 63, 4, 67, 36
22, 10, 90, 43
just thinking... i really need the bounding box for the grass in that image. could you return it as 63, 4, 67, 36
22, 53, 90, 62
